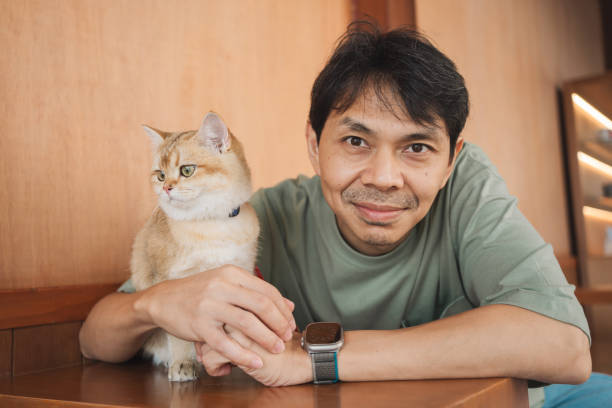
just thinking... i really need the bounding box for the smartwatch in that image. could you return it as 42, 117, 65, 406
301, 322, 344, 384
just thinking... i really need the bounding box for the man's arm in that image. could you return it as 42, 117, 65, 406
79, 265, 296, 368
199, 304, 591, 386
338, 304, 591, 384
80, 290, 156, 363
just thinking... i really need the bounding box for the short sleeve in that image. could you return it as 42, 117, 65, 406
449, 146, 590, 343
250, 186, 277, 282
249, 175, 313, 283
117, 278, 136, 293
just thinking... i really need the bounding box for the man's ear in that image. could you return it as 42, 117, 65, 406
306, 121, 321, 175
440, 137, 464, 188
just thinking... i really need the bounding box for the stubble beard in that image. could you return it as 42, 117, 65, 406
341, 185, 419, 247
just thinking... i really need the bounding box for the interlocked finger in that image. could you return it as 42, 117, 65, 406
203, 325, 263, 369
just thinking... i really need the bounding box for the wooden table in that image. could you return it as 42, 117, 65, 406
0, 359, 528, 407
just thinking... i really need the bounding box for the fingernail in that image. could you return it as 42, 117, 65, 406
251, 358, 263, 369
274, 340, 285, 353
284, 329, 293, 341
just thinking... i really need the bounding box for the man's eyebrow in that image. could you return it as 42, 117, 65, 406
340, 117, 373, 134
340, 116, 445, 143
399, 131, 445, 144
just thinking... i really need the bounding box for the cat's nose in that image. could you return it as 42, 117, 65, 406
163, 185, 174, 194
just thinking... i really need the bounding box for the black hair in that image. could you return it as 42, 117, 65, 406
309, 21, 469, 159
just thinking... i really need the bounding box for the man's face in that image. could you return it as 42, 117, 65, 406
307, 89, 463, 256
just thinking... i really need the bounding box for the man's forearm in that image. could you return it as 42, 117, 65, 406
80, 267, 297, 367
337, 304, 591, 384
79, 291, 157, 363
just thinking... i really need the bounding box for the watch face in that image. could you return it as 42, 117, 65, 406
305, 322, 342, 344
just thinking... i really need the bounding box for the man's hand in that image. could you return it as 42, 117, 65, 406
135, 264, 296, 369
196, 326, 312, 387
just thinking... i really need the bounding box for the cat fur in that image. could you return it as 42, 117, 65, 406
130, 112, 259, 381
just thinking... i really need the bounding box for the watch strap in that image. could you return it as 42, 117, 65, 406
311, 351, 338, 384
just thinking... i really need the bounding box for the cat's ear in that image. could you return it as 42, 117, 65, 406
196, 112, 231, 154
142, 125, 166, 151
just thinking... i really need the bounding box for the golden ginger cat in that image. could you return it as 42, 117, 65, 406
130, 112, 259, 381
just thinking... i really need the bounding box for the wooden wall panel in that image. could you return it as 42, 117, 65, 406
557, 254, 577, 285
387, 0, 416, 29
352, 0, 388, 27
0, 330, 11, 378
576, 285, 612, 305
13, 322, 82, 376
0, 1, 351, 289
602, 0, 612, 70
0, 284, 119, 330
415, 0, 605, 255
351, 0, 416, 30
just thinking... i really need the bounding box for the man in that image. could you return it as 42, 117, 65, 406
80, 23, 605, 407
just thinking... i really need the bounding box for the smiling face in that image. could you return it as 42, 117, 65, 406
307, 89, 463, 256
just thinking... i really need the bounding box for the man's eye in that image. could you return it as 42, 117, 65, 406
407, 143, 429, 153
345, 136, 366, 147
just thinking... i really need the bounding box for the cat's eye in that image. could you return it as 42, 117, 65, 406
157, 171, 165, 182
180, 165, 196, 177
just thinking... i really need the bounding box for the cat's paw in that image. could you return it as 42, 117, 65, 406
168, 360, 201, 382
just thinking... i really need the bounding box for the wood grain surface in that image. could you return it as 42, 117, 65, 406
556, 254, 578, 285
575, 285, 612, 305
0, 360, 528, 407
0, 396, 102, 408
0, 283, 119, 330
351, 0, 416, 30
0, 331, 11, 378
12, 322, 82, 376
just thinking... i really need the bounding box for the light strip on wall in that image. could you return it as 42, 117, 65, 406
571, 93, 612, 129
577, 151, 612, 177
583, 206, 612, 223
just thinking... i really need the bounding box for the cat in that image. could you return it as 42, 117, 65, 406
130, 112, 260, 381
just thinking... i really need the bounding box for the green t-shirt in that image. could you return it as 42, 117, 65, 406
251, 143, 589, 342
248, 142, 588, 408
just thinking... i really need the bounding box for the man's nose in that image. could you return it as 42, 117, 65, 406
361, 149, 404, 190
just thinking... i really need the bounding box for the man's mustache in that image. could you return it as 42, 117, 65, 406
342, 187, 419, 209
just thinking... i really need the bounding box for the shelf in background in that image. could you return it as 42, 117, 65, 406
584, 200, 612, 213
583, 204, 612, 223
580, 140, 612, 166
